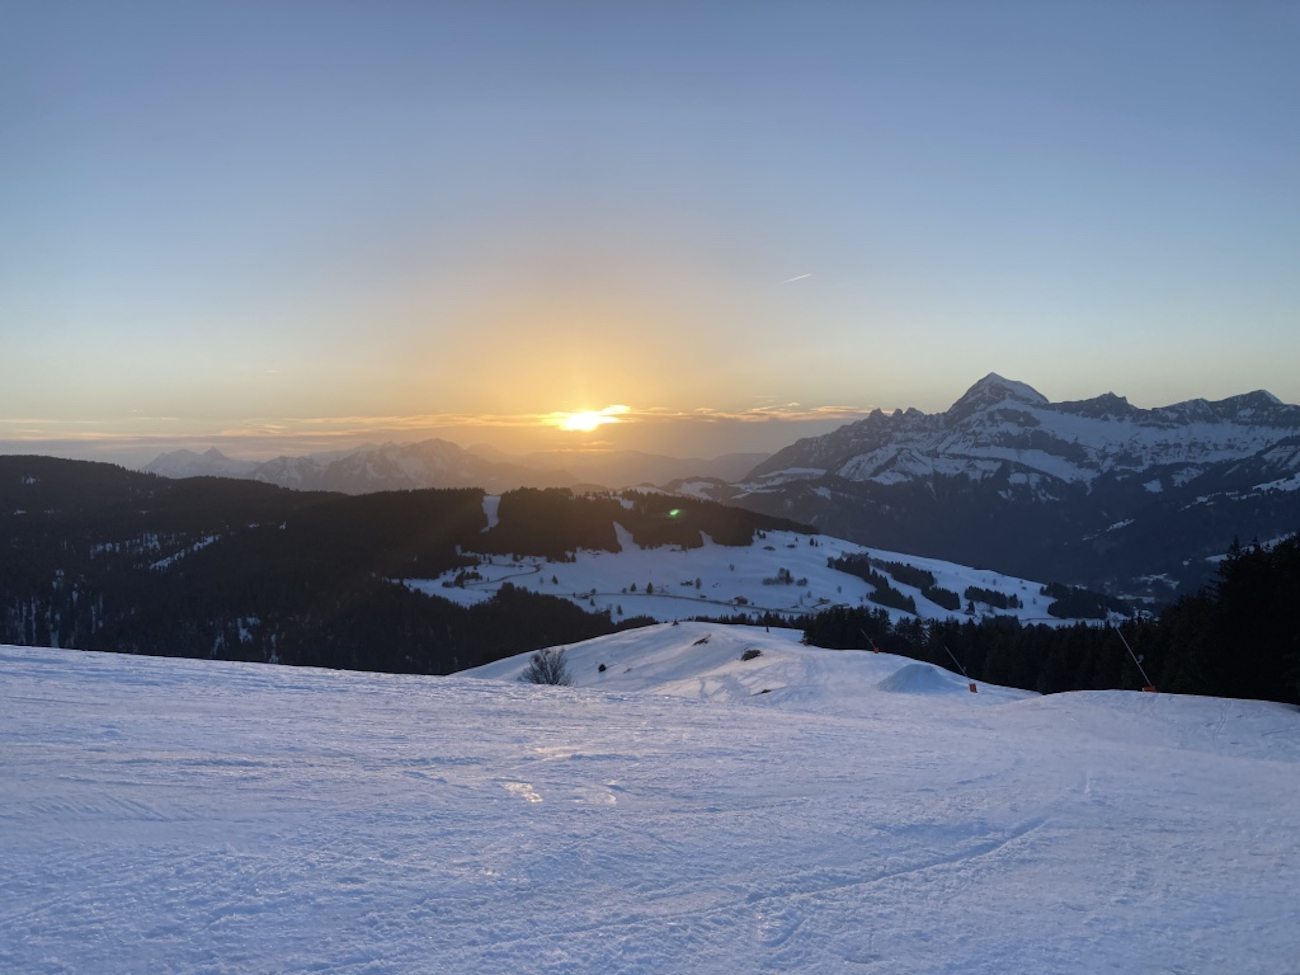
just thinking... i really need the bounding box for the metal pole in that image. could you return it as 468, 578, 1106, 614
942, 644, 969, 678
1110, 622, 1156, 690
943, 644, 979, 692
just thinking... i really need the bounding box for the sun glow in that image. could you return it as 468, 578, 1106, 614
545, 405, 630, 433
560, 411, 612, 432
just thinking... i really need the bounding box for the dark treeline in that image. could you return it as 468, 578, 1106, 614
622, 491, 806, 548
476, 487, 809, 558
1139, 536, 1300, 704
478, 489, 622, 559
825, 552, 916, 614
0, 459, 789, 674
803, 534, 1300, 705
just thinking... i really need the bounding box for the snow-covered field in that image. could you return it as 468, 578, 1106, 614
408, 523, 1075, 625
3, 628, 1297, 974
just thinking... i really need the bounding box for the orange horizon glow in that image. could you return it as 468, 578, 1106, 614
544, 405, 631, 433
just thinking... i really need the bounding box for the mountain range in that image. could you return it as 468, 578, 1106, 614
143, 441, 767, 495
683, 374, 1300, 601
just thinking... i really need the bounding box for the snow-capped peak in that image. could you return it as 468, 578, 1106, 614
946, 373, 1050, 421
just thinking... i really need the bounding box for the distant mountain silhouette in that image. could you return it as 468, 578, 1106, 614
144, 440, 769, 494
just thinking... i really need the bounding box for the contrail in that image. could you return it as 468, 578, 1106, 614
782, 273, 812, 283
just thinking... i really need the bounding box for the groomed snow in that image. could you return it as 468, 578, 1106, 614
3, 628, 1297, 974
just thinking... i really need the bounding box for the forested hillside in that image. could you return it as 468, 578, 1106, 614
0, 459, 798, 673
804, 535, 1300, 705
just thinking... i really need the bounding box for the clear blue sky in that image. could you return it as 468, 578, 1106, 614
3, 1, 1297, 463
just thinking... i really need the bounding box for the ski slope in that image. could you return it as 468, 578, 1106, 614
3, 629, 1297, 974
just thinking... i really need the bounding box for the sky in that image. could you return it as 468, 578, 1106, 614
3, 1, 1298, 465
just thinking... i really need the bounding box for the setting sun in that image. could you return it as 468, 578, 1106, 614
545, 405, 630, 433
560, 412, 610, 432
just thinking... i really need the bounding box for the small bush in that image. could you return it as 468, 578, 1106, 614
741, 647, 762, 661
763, 567, 795, 586
519, 647, 572, 686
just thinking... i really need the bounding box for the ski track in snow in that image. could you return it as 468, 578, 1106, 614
2, 628, 1298, 974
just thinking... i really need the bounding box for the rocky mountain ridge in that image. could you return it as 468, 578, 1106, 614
747, 373, 1300, 490
688, 375, 1300, 601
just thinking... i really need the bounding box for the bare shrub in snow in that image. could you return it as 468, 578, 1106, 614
519, 647, 572, 686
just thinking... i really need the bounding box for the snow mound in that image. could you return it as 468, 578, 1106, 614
876, 661, 972, 695
463, 621, 1032, 713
